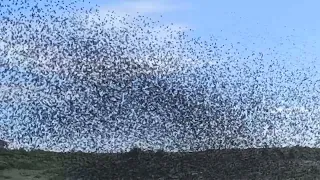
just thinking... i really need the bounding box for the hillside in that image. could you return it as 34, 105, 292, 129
1, 146, 320, 179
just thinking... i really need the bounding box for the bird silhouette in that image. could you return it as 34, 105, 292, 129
0, 0, 319, 179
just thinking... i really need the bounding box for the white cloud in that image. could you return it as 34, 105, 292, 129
90, 0, 192, 29
90, 0, 192, 30
78, 0, 194, 76
103, 0, 191, 15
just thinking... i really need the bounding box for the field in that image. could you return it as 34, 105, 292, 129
1, 146, 320, 179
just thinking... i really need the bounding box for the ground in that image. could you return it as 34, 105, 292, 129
1, 146, 320, 179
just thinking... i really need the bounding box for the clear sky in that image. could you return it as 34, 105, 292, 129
95, 0, 320, 70
89, 0, 320, 106
1, 0, 320, 152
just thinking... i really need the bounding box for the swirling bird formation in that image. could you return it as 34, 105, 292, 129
0, 0, 319, 154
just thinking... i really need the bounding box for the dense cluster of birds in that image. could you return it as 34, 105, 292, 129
1, 0, 320, 154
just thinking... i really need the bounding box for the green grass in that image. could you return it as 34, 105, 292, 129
1, 146, 320, 179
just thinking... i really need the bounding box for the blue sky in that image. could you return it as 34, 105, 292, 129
94, 0, 320, 75
2, 0, 320, 152
73, 0, 320, 150
86, 0, 320, 102
92, 0, 320, 103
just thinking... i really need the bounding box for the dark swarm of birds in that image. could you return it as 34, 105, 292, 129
1, 0, 320, 179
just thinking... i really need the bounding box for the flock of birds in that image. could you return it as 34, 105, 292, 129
1, 0, 320, 153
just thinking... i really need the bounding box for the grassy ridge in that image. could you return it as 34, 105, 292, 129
1, 146, 320, 179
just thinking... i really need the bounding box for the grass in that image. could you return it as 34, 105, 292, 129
1, 146, 320, 179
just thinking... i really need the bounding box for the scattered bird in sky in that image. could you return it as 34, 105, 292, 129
0, 0, 319, 156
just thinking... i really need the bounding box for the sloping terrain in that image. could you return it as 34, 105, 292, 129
1, 146, 320, 179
